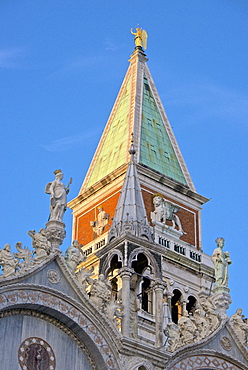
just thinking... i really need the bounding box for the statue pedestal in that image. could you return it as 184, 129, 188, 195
212, 287, 232, 320
46, 220, 66, 251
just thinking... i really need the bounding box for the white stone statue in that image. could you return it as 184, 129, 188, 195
230, 308, 248, 346
28, 228, 51, 263
212, 238, 232, 287
90, 207, 109, 236
165, 322, 180, 352
0, 244, 18, 278
45, 169, 72, 222
76, 265, 94, 292
151, 194, 183, 233
200, 296, 219, 333
89, 274, 112, 312
64, 240, 85, 275
178, 312, 197, 346
14, 242, 33, 272
192, 308, 209, 341
105, 296, 123, 326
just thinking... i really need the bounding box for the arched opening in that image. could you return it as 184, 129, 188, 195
107, 254, 122, 300
138, 366, 147, 370
186, 295, 197, 316
131, 253, 153, 314
171, 289, 182, 324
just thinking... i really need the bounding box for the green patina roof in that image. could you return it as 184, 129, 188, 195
140, 77, 187, 185
86, 76, 131, 188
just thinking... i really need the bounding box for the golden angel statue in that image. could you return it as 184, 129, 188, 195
130, 27, 148, 50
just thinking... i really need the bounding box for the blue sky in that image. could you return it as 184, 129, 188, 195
1, 1, 248, 316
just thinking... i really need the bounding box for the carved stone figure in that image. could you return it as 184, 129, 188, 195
130, 27, 148, 49
230, 308, 248, 346
178, 312, 197, 346
45, 169, 72, 222
151, 194, 183, 233
0, 244, 18, 278
193, 308, 209, 341
90, 207, 109, 236
151, 195, 165, 223
76, 265, 94, 292
212, 237, 232, 287
105, 297, 123, 326
200, 296, 219, 333
89, 274, 112, 312
165, 322, 180, 352
28, 228, 51, 263
14, 242, 33, 272
64, 240, 85, 275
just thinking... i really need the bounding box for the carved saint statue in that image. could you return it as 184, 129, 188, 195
76, 265, 94, 292
28, 228, 51, 263
0, 244, 18, 278
45, 169, 72, 222
90, 207, 109, 236
200, 296, 219, 333
89, 274, 112, 312
230, 308, 248, 346
178, 312, 197, 346
130, 27, 148, 50
65, 240, 85, 275
165, 322, 180, 352
212, 238, 232, 287
192, 308, 209, 341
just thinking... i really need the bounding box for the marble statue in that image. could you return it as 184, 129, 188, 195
130, 27, 148, 50
89, 274, 112, 312
64, 240, 85, 275
45, 169, 72, 222
200, 296, 219, 333
76, 265, 94, 292
178, 312, 197, 346
193, 308, 209, 341
90, 207, 109, 236
28, 228, 51, 263
0, 244, 18, 278
105, 297, 123, 327
151, 194, 183, 233
165, 322, 180, 352
14, 242, 33, 272
230, 308, 248, 346
212, 238, 232, 287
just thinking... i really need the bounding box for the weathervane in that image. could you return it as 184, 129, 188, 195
130, 26, 148, 50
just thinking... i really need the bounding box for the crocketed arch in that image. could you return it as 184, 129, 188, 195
0, 287, 120, 370
100, 249, 123, 277
128, 247, 160, 279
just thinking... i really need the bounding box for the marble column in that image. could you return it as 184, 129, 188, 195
119, 267, 133, 337
153, 280, 165, 347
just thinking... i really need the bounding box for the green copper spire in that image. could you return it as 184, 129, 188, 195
140, 77, 187, 185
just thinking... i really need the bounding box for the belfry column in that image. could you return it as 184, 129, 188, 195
119, 267, 133, 337
153, 280, 166, 347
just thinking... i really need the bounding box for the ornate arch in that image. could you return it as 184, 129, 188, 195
128, 247, 160, 278
166, 352, 247, 370
0, 286, 120, 370
100, 249, 123, 276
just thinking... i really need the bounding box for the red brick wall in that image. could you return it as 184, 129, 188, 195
141, 187, 200, 248
75, 188, 121, 245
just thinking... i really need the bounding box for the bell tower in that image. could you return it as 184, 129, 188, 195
68, 30, 214, 346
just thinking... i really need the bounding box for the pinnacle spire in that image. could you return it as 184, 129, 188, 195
108, 141, 152, 243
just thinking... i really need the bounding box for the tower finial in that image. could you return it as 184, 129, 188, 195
129, 132, 136, 158
130, 27, 148, 50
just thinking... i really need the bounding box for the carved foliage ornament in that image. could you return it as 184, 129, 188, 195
18, 337, 56, 370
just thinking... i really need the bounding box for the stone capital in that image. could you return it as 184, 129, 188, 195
118, 267, 134, 279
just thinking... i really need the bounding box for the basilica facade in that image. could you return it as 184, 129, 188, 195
0, 31, 247, 370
